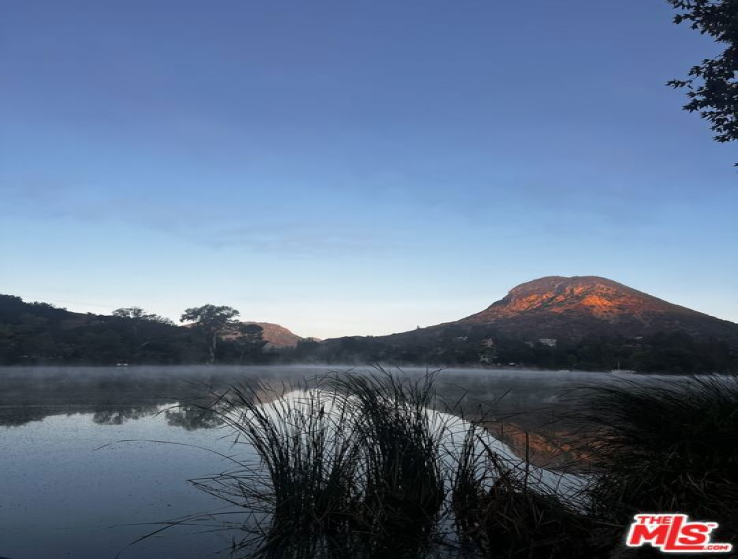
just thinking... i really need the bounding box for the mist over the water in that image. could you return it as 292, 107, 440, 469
0, 365, 623, 426
0, 364, 706, 428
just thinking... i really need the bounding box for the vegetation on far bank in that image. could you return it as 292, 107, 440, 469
1, 293, 737, 374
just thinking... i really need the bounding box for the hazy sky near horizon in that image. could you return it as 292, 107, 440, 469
1, 0, 736, 338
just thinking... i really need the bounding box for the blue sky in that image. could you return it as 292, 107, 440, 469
1, 0, 736, 338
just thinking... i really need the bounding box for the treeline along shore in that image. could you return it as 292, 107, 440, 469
2, 294, 736, 373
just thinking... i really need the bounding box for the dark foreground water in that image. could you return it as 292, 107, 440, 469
0, 365, 674, 559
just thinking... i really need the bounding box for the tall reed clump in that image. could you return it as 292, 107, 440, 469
191, 382, 365, 558
333, 372, 447, 553
193, 371, 451, 558
578, 375, 738, 548
451, 424, 604, 559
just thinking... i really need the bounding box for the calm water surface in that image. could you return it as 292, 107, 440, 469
0, 365, 659, 559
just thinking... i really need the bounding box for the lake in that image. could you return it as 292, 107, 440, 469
0, 365, 663, 559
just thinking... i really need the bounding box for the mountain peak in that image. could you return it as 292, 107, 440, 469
455, 275, 736, 342
464, 275, 688, 323
493, 275, 661, 318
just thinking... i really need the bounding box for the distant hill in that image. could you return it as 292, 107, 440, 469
0, 294, 194, 365
450, 276, 738, 344
0, 294, 311, 365
0, 294, 90, 329
236, 322, 311, 348
314, 276, 738, 373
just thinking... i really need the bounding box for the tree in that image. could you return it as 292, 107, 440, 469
112, 307, 174, 324
667, 0, 738, 145
180, 305, 240, 363
235, 323, 268, 363
113, 306, 175, 341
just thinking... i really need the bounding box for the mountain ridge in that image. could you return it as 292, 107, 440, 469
378, 275, 738, 345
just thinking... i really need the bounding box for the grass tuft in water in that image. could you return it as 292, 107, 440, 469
576, 375, 738, 547
333, 371, 447, 554
192, 381, 364, 557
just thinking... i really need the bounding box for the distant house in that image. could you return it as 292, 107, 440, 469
538, 338, 557, 347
